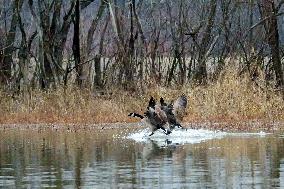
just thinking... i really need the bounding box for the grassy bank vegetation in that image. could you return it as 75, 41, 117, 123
1, 67, 283, 126
1, 0, 284, 132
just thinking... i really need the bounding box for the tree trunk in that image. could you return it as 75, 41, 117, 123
73, 0, 82, 86
94, 15, 109, 89
0, 0, 23, 85
259, 0, 284, 92
194, 0, 217, 85
86, 0, 107, 55
126, 0, 135, 84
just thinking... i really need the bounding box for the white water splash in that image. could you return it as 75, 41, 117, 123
126, 128, 270, 145
126, 128, 226, 144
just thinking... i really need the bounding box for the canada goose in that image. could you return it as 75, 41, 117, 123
128, 97, 171, 136
159, 98, 182, 130
159, 95, 187, 131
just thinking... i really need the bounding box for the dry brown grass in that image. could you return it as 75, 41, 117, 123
0, 87, 145, 124
0, 66, 284, 125
189, 67, 284, 122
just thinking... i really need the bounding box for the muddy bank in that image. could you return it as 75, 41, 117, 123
0, 120, 283, 133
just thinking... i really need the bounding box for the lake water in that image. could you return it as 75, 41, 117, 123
0, 127, 284, 188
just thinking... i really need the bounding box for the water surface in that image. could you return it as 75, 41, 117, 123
0, 127, 284, 188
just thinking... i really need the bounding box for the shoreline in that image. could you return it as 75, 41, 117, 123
0, 120, 283, 133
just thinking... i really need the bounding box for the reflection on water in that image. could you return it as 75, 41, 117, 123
0, 128, 284, 188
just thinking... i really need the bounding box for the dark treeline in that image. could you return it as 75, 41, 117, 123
0, 0, 284, 93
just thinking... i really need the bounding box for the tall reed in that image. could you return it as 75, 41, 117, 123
0, 67, 283, 124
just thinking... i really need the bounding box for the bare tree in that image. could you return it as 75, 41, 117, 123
0, 0, 283, 92
73, 0, 83, 86
0, 0, 23, 85
194, 0, 217, 85
258, 0, 284, 92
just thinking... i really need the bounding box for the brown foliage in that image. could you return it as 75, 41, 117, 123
0, 66, 283, 126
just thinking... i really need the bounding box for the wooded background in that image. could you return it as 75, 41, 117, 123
0, 0, 284, 94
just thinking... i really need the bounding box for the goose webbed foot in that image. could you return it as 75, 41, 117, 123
169, 125, 175, 131
169, 124, 182, 131
165, 129, 171, 135
159, 126, 171, 135
149, 132, 155, 136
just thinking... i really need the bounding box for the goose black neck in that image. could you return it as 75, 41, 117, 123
128, 113, 144, 119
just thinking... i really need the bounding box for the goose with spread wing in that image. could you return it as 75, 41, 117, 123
128, 95, 187, 135
159, 94, 187, 131
128, 97, 171, 136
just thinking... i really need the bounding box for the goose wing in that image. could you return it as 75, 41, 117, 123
147, 97, 167, 123
172, 95, 187, 122
154, 105, 168, 123
144, 107, 166, 129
